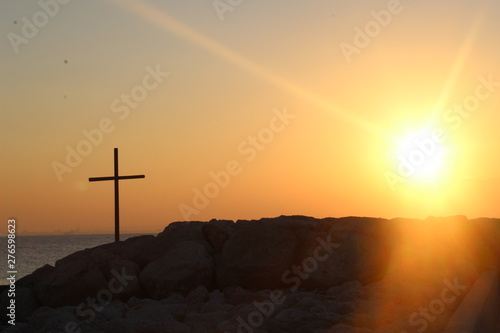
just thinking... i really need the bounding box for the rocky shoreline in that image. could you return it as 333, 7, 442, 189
1, 215, 498, 332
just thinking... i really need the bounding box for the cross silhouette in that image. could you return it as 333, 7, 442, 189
89, 148, 145, 242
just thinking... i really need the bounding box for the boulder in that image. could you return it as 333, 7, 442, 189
156, 221, 207, 249
296, 320, 343, 333
299, 230, 390, 289
0, 264, 52, 324
98, 300, 127, 322
202, 220, 233, 253
101, 235, 157, 267
1, 323, 31, 333
325, 324, 375, 333
35, 248, 140, 307
16, 264, 55, 289
327, 281, 360, 295
186, 285, 209, 304
28, 306, 89, 333
216, 222, 299, 289
184, 310, 232, 332
223, 286, 264, 305
139, 241, 214, 298
1, 286, 40, 324
125, 299, 173, 322
105, 317, 190, 333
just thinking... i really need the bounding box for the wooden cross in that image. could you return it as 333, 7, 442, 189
89, 148, 145, 242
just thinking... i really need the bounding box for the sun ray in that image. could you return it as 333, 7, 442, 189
432, 8, 485, 115
106, 0, 384, 138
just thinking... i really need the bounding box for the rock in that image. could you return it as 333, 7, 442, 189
202, 222, 231, 253
296, 320, 341, 333
155, 221, 208, 251
300, 230, 390, 289
16, 264, 55, 289
104, 300, 190, 332
107, 258, 142, 299
105, 317, 190, 333
101, 235, 157, 267
233, 303, 262, 317
274, 308, 315, 323
208, 289, 225, 303
313, 309, 344, 324
0, 286, 39, 323
327, 281, 368, 302
1, 323, 31, 333
292, 295, 323, 311
223, 286, 264, 305
217, 317, 244, 333
325, 324, 375, 333
139, 241, 214, 298
125, 299, 173, 323
260, 216, 318, 244
0, 265, 53, 325
37, 265, 106, 308
163, 303, 188, 322
186, 285, 209, 304
184, 310, 231, 332
324, 301, 356, 316
35, 248, 140, 307
161, 293, 185, 305
388, 216, 483, 279
200, 300, 234, 313
127, 296, 141, 308
28, 306, 89, 333
99, 300, 127, 321
470, 217, 500, 269
327, 281, 361, 297
217, 222, 299, 289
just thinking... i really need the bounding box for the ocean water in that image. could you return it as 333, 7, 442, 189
0, 234, 150, 285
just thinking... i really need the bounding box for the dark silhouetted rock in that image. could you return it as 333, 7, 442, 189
1, 286, 40, 325
202, 220, 233, 253
35, 248, 140, 307
139, 241, 214, 299
101, 235, 157, 268
7, 215, 498, 332
217, 222, 299, 289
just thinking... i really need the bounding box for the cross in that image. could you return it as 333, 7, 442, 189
89, 148, 145, 242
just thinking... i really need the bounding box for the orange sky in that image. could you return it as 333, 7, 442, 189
1, 0, 499, 234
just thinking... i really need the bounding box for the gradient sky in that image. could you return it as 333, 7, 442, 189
1, 0, 499, 234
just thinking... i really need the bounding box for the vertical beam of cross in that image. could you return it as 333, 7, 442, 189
89, 148, 145, 242
114, 148, 120, 242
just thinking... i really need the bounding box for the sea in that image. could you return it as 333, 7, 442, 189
0, 234, 151, 285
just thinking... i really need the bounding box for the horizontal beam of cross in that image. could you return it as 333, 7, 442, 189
89, 175, 145, 182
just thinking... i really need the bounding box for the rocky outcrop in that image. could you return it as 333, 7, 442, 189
1, 215, 498, 332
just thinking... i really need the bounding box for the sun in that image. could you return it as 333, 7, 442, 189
391, 126, 451, 187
